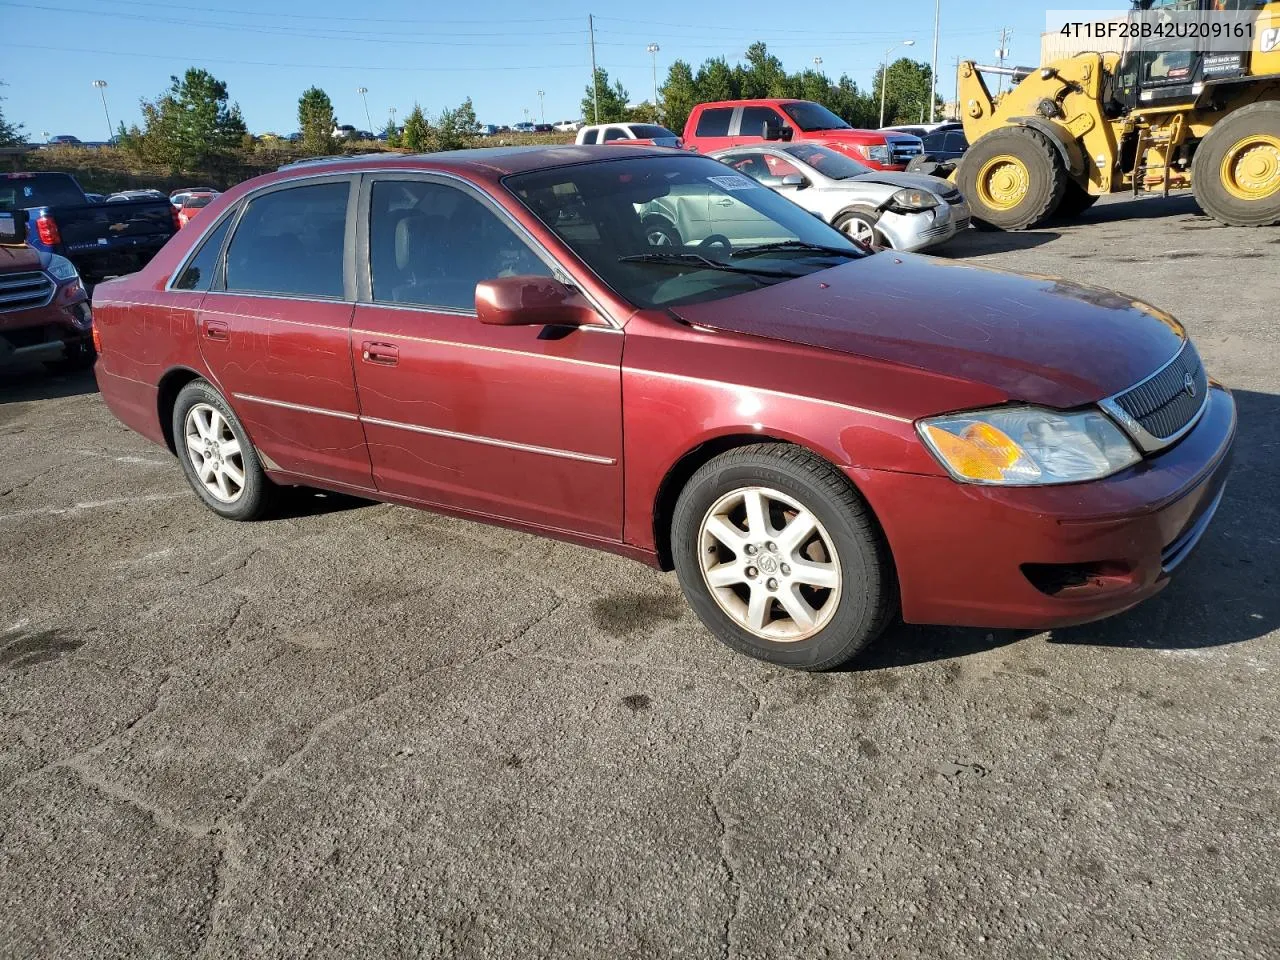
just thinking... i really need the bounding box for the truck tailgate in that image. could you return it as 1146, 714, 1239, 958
55, 200, 175, 255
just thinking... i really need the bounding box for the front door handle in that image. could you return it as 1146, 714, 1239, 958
712, 197, 734, 206
204, 319, 230, 341
361, 340, 399, 366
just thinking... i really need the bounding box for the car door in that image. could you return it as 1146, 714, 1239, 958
195, 175, 374, 489
730, 106, 786, 147
349, 174, 624, 540
690, 106, 737, 153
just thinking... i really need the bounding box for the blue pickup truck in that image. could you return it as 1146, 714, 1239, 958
0, 172, 177, 283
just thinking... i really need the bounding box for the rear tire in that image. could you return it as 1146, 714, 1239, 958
958, 126, 1068, 230
671, 443, 897, 672
1191, 101, 1280, 227
172, 380, 275, 521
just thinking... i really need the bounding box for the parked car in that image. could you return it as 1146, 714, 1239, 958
918, 127, 969, 163
83, 193, 105, 204
176, 192, 216, 228
881, 122, 963, 138
46, 135, 82, 147
91, 148, 1234, 672
107, 189, 168, 202
576, 123, 683, 147
534, 123, 553, 133
0, 210, 94, 370
474, 124, 500, 137
553, 119, 583, 132
703, 143, 969, 251
512, 122, 537, 134
684, 100, 922, 172
170, 187, 220, 208
1, 172, 178, 283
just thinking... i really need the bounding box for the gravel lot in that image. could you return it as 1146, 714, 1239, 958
2, 193, 1278, 959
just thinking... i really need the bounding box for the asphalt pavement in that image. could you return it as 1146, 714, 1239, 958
1, 193, 1278, 959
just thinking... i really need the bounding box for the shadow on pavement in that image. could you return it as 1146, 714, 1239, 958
858, 388, 1279, 670
0, 362, 98, 405
942, 229, 1060, 259
270, 487, 375, 520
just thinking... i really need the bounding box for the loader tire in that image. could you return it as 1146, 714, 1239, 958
1054, 180, 1100, 220
1191, 101, 1280, 227
958, 127, 1068, 231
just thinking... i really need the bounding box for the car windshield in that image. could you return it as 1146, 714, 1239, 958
780, 102, 852, 133
628, 124, 678, 139
505, 154, 867, 309
781, 143, 871, 179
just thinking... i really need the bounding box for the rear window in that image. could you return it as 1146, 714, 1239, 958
184, 195, 214, 209
580, 128, 598, 145
627, 124, 677, 139
0, 173, 86, 210
694, 108, 733, 137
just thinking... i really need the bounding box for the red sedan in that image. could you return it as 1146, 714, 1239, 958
90, 148, 1234, 671
176, 192, 216, 228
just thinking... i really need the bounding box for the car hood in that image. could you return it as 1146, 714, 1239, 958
671, 253, 1186, 411
848, 171, 954, 194
0, 243, 44, 272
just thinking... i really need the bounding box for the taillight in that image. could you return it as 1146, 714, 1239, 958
171, 206, 182, 232
36, 214, 60, 246
91, 322, 102, 353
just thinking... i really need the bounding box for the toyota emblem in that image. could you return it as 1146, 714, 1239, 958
1184, 371, 1196, 398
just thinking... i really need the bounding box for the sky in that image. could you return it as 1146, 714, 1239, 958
4, 0, 1129, 140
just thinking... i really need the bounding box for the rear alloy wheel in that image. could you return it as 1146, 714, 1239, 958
1192, 102, 1280, 227
958, 126, 1068, 230
172, 380, 274, 521
672, 443, 896, 671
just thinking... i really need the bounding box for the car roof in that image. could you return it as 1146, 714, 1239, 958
272, 145, 676, 180
697, 99, 803, 109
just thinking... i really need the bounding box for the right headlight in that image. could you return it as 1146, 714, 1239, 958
889, 188, 940, 211
918, 406, 1141, 485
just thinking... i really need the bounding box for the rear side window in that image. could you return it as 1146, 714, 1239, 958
738, 107, 780, 138
172, 214, 234, 291
602, 127, 628, 142
694, 108, 733, 137
580, 128, 598, 145
224, 182, 349, 298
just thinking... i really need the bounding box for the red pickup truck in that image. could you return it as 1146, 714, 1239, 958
683, 99, 922, 172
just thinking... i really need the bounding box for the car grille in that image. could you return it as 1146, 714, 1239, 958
940, 188, 965, 205
1109, 341, 1209, 449
0, 270, 55, 313
888, 138, 922, 165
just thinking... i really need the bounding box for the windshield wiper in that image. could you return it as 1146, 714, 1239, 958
617, 252, 804, 279
730, 240, 862, 260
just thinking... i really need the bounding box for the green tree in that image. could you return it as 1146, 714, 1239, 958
659, 59, 697, 134
437, 97, 477, 150
137, 69, 246, 168
400, 104, 431, 153
381, 117, 400, 148
872, 59, 941, 125
626, 101, 659, 123
298, 86, 337, 156
695, 58, 738, 103
739, 42, 789, 99
0, 81, 23, 147
581, 67, 629, 124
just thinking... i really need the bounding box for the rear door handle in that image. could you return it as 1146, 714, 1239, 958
204, 319, 230, 341
361, 340, 399, 366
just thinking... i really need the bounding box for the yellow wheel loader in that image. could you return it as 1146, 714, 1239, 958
955, 0, 1280, 230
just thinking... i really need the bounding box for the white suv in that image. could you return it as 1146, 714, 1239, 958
575, 123, 683, 148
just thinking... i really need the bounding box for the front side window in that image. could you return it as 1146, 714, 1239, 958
506, 154, 866, 310
780, 102, 851, 133
368, 179, 550, 311
224, 181, 349, 298
173, 213, 234, 291
738, 107, 782, 138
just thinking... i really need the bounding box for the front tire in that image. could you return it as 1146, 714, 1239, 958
172, 380, 274, 521
833, 207, 887, 249
1191, 101, 1280, 227
642, 215, 682, 247
671, 444, 897, 671
958, 126, 1068, 230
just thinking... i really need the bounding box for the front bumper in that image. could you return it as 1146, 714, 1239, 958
882, 200, 970, 252
0, 284, 93, 360
850, 384, 1236, 629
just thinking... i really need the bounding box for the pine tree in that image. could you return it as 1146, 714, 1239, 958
298, 87, 338, 156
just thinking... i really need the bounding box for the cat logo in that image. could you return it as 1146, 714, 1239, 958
1262, 27, 1280, 54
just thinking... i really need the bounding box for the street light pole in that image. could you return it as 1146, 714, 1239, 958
813, 56, 823, 69
929, 0, 941, 123
646, 43, 660, 122
91, 80, 113, 144
537, 89, 545, 124
878, 40, 915, 128
356, 87, 372, 135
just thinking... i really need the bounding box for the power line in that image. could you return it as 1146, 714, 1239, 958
85, 0, 583, 24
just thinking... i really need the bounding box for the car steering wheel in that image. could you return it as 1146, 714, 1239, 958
699, 234, 732, 254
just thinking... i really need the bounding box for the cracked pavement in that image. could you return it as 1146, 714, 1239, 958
2, 194, 1279, 958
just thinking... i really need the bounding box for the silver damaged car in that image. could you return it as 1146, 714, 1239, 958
701, 143, 970, 251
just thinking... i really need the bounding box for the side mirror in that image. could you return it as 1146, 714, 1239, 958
0, 209, 28, 246
780, 173, 807, 188
761, 119, 794, 142
475, 275, 598, 327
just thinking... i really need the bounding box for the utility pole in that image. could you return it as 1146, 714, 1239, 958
588, 14, 600, 124
952, 56, 962, 120
929, 0, 941, 123
537, 89, 545, 124
646, 43, 660, 122
356, 87, 372, 135
995, 27, 1012, 96
91, 80, 113, 144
